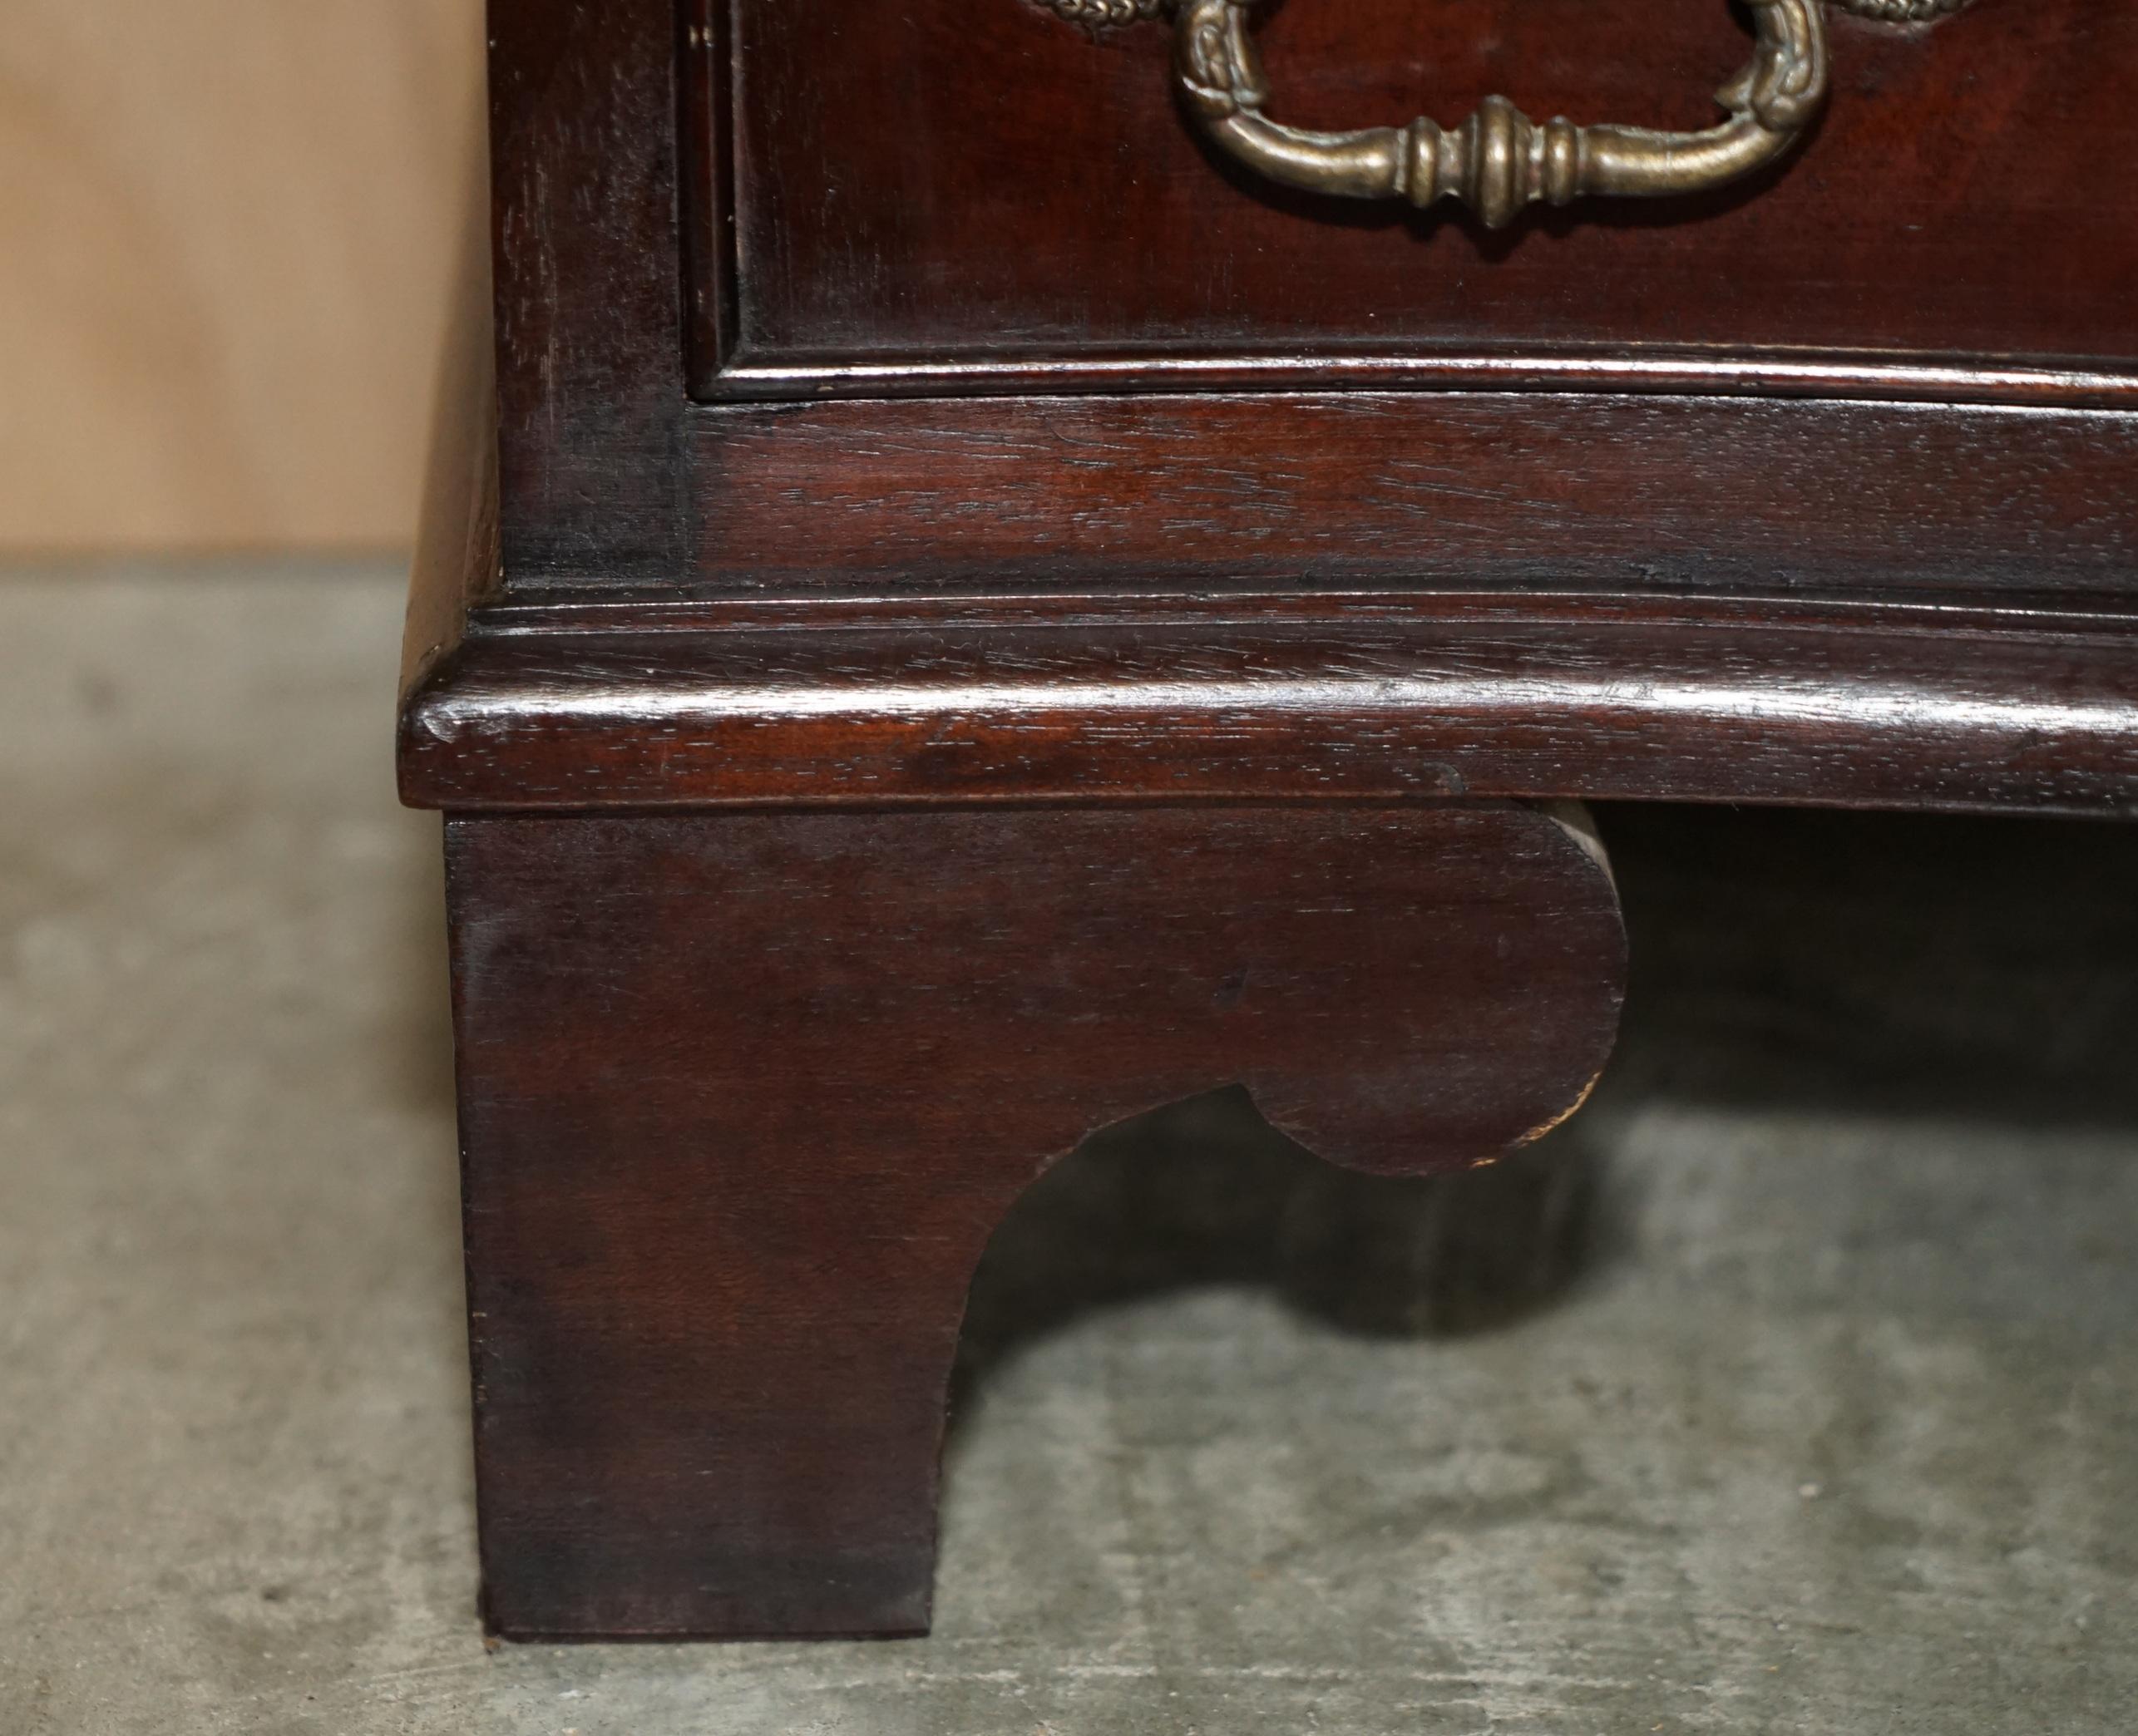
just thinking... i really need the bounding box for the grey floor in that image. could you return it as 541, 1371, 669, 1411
3, 568, 2136, 1736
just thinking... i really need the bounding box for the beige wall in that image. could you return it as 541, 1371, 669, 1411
0, 1, 484, 554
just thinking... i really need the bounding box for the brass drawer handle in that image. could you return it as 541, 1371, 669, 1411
1171, 0, 1829, 229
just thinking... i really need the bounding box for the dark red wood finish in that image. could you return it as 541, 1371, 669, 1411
400, 595, 2138, 819
412, 0, 2138, 1644
449, 803, 1624, 1638
496, 0, 2138, 592
673, 392, 2138, 596
698, 1, 2138, 397
489, 0, 687, 586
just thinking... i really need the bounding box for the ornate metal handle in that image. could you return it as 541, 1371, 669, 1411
1170, 0, 1829, 228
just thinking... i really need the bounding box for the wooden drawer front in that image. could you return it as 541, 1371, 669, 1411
691, 0, 2138, 401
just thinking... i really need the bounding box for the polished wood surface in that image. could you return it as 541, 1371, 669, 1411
448, 802, 1625, 1638
491, 0, 2138, 593
408, 0, 2138, 816
491, 0, 687, 585
698, 1, 2138, 396
399, 594, 2138, 819
408, 0, 2138, 1645
672, 392, 2138, 597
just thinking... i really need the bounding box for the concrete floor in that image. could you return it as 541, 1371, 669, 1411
2, 567, 2136, 1735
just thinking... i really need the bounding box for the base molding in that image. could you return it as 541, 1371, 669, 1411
402, 598, 2138, 817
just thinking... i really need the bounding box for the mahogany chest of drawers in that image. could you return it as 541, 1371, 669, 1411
401, 0, 2138, 1639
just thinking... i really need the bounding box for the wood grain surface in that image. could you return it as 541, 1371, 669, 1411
399, 597, 2138, 819
412, 2, 2138, 1652
697, 0, 2138, 398
0, 0, 481, 553
447, 802, 1627, 1637
484, 0, 2138, 596
674, 392, 2138, 598
406, 0, 2138, 819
